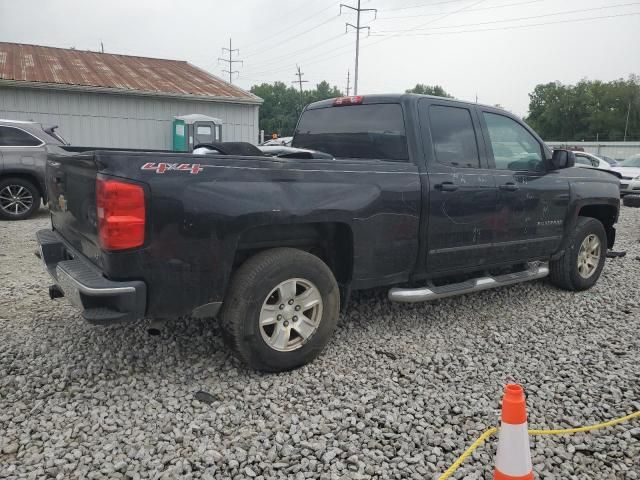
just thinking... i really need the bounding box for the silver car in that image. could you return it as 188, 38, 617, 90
612, 154, 640, 196
0, 119, 66, 220
573, 151, 612, 170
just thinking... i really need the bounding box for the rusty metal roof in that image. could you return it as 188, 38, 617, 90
0, 42, 260, 103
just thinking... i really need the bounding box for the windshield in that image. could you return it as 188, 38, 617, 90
293, 103, 409, 161
618, 155, 640, 167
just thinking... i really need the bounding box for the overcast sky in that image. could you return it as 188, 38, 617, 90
1, 0, 638, 116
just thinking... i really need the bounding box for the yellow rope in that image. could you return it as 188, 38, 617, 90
438, 411, 640, 480
438, 427, 498, 480
528, 410, 640, 435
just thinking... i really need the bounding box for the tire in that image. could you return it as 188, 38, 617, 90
549, 217, 606, 291
0, 177, 41, 220
220, 248, 340, 372
623, 194, 640, 208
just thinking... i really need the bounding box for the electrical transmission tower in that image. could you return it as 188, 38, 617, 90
292, 64, 309, 111
340, 0, 377, 95
218, 38, 243, 84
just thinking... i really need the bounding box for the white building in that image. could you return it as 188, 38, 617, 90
0, 42, 262, 148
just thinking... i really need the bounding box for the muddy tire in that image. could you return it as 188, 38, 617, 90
549, 217, 606, 291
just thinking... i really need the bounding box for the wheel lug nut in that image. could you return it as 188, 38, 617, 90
294, 305, 301, 311
279, 304, 285, 310
288, 299, 294, 305
283, 321, 289, 327
293, 316, 298, 322
277, 314, 282, 320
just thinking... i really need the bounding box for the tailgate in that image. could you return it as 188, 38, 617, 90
46, 149, 102, 264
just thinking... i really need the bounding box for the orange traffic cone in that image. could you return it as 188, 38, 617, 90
494, 384, 534, 480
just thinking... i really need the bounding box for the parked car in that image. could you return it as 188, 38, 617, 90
260, 136, 293, 147
573, 151, 612, 170
0, 119, 67, 220
599, 155, 619, 167
37, 94, 620, 371
612, 154, 640, 196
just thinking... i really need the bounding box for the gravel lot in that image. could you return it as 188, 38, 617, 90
1, 206, 639, 480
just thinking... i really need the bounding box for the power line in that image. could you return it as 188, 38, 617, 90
242, 32, 345, 74
368, 11, 640, 37
243, 15, 341, 61
218, 38, 243, 84
361, 0, 488, 50
382, 0, 468, 13
341, 0, 378, 95
239, 40, 356, 84
237, 0, 483, 86
377, 0, 546, 20
372, 2, 640, 34
241, 33, 345, 75
241, 1, 341, 56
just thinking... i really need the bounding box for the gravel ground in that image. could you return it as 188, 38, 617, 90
1, 206, 639, 480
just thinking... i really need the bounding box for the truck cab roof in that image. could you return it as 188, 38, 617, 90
306, 93, 510, 114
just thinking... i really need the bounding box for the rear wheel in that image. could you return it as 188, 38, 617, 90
623, 194, 640, 208
0, 178, 41, 220
549, 217, 606, 291
220, 248, 340, 372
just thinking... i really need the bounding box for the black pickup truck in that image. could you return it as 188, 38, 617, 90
37, 94, 620, 371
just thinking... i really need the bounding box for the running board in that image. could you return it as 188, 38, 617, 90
388, 263, 550, 303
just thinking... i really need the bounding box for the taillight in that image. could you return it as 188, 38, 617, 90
333, 95, 363, 106
96, 178, 145, 250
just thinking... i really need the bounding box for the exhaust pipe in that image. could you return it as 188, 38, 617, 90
147, 319, 166, 336
49, 285, 64, 299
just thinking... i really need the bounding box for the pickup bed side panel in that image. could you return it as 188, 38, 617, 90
94, 153, 421, 317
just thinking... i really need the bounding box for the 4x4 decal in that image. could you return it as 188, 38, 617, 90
141, 163, 203, 174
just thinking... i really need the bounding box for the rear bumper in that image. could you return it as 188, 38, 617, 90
36, 229, 146, 325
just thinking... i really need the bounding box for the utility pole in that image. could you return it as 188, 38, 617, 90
341, 1, 377, 95
218, 38, 243, 84
292, 64, 309, 112
624, 101, 632, 142
346, 70, 351, 96
100, 41, 104, 53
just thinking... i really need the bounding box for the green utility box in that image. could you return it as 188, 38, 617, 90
172, 114, 223, 152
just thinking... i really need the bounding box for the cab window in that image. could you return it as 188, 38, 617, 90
483, 113, 544, 172
294, 104, 409, 161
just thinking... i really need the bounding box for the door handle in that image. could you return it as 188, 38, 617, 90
435, 182, 459, 192
499, 182, 519, 192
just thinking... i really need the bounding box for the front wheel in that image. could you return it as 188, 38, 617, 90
549, 217, 606, 291
220, 248, 340, 372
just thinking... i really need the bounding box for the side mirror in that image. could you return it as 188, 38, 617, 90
550, 149, 576, 170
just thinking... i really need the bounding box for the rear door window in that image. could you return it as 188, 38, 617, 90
293, 104, 409, 161
0, 126, 43, 147
428, 105, 480, 168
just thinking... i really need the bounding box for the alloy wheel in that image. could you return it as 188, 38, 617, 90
259, 278, 323, 352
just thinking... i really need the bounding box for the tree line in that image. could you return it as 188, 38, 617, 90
251, 77, 639, 141
525, 75, 639, 141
